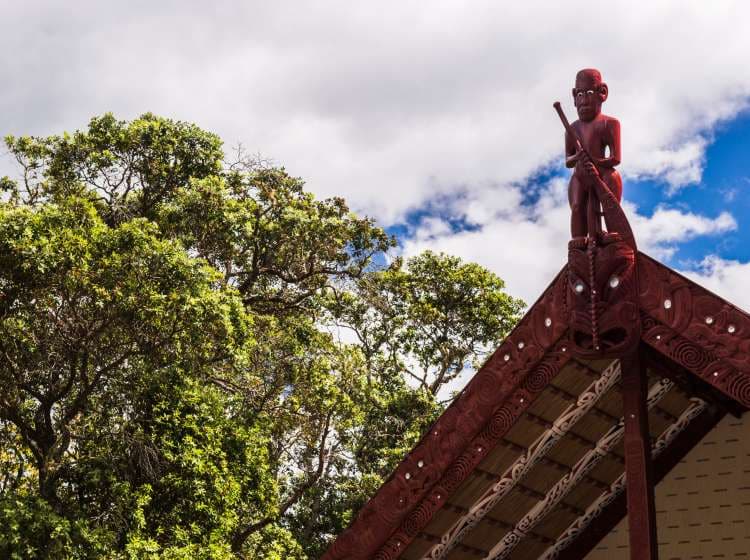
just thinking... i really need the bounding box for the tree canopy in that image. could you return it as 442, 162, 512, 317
0, 113, 524, 559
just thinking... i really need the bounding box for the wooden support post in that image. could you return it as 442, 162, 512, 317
621, 352, 659, 559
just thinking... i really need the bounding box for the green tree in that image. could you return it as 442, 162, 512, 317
0, 114, 523, 559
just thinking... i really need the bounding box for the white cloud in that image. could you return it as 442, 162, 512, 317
3, 1, 749, 322
629, 205, 737, 259
401, 177, 736, 305
682, 257, 750, 314
1, 2, 750, 222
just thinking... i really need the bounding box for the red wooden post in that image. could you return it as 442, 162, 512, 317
621, 352, 659, 559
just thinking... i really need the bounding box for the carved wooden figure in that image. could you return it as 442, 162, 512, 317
554, 69, 639, 359
565, 68, 622, 240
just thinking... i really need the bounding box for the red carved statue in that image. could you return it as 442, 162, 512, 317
565, 68, 622, 239
554, 69, 639, 359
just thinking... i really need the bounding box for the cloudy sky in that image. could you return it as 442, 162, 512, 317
4, 1, 750, 309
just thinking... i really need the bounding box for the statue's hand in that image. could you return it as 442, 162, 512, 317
579, 153, 599, 177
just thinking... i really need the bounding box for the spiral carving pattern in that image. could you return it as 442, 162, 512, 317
640, 312, 657, 331
401, 502, 432, 536
441, 453, 475, 493
485, 405, 516, 440
374, 548, 393, 560
726, 373, 750, 407
671, 339, 711, 371
522, 360, 558, 393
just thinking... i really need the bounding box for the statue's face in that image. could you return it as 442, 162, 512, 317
573, 73, 606, 122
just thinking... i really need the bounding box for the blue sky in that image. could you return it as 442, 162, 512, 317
2, 1, 750, 309
641, 110, 750, 264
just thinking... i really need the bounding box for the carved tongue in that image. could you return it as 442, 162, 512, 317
588, 240, 600, 352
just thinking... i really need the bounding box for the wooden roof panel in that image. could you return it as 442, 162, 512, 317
478, 441, 527, 477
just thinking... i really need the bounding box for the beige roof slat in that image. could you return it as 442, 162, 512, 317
483, 378, 674, 560
418, 361, 622, 560
540, 396, 709, 559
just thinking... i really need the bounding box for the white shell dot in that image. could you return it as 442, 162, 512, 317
504, 354, 510, 362
713, 371, 719, 377
518, 341, 525, 350
728, 324, 736, 333
656, 335, 661, 340
575, 283, 585, 294
477, 446, 483, 452
609, 276, 620, 288
664, 299, 672, 309
545, 317, 552, 327
405, 472, 411, 480
562, 347, 567, 352
520, 398, 525, 403
436, 494, 442, 500
417, 460, 424, 468
705, 316, 714, 325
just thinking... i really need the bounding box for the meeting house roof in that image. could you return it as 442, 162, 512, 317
323, 252, 750, 560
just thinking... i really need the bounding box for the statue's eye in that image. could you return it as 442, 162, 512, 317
576, 91, 584, 98
586, 89, 595, 96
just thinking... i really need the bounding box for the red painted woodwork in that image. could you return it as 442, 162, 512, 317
638, 253, 750, 408
324, 71, 750, 559
562, 69, 623, 240
620, 353, 659, 559
555, 69, 640, 360
565, 236, 639, 358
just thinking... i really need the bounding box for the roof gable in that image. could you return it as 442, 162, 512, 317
324, 253, 750, 560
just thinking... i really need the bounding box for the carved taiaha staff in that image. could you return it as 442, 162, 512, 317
553, 101, 583, 153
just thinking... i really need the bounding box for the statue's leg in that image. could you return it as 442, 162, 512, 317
587, 181, 601, 238
568, 175, 587, 239
600, 172, 623, 235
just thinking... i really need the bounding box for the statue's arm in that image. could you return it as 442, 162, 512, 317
594, 118, 621, 168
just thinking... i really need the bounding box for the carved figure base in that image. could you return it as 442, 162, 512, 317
566, 232, 640, 359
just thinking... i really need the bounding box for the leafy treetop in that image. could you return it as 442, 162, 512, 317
0, 114, 523, 559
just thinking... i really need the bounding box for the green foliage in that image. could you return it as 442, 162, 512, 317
326, 251, 524, 397
0, 114, 522, 558
5, 113, 224, 224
